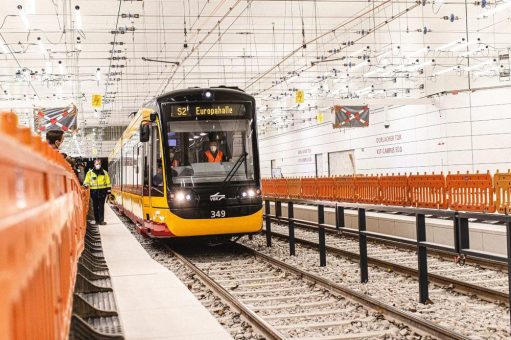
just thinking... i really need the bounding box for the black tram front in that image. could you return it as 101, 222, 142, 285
156, 87, 262, 235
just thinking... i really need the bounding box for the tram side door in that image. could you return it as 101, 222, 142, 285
149, 124, 166, 208
142, 134, 151, 216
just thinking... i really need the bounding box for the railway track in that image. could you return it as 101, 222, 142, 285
265, 219, 510, 305
115, 207, 509, 338
166, 242, 468, 340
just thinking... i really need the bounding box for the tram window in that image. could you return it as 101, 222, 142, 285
126, 147, 133, 192
136, 143, 143, 195
122, 145, 127, 189
166, 119, 255, 185
151, 126, 164, 196
143, 142, 150, 196
132, 145, 137, 193
117, 160, 121, 188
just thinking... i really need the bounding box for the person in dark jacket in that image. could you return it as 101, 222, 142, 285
46, 130, 64, 150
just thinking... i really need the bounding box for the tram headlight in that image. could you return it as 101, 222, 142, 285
238, 187, 261, 200
171, 190, 195, 203
175, 191, 186, 201
203, 90, 214, 100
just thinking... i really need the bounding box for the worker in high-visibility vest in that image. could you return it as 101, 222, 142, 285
203, 140, 224, 163
83, 159, 111, 225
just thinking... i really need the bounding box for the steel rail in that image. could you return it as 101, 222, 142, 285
166, 246, 287, 340
238, 243, 469, 340
297, 218, 508, 272
266, 226, 509, 305
269, 214, 508, 271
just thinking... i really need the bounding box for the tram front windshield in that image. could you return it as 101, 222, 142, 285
166, 119, 255, 186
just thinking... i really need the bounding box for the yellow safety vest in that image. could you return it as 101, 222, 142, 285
83, 169, 111, 190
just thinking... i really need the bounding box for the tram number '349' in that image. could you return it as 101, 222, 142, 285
211, 210, 226, 218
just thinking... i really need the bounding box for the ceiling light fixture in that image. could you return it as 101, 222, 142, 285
349, 60, 370, 70
465, 59, 495, 71
450, 39, 479, 52
406, 46, 430, 58
96, 68, 101, 82
58, 60, 66, 74
74, 5, 82, 30
436, 39, 462, 51
356, 86, 373, 95
76, 37, 82, 51
351, 46, 369, 56
460, 46, 486, 57
17, 5, 30, 30
37, 37, 47, 57
409, 60, 433, 71
433, 65, 461, 76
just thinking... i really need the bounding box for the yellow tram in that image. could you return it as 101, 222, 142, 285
109, 87, 263, 238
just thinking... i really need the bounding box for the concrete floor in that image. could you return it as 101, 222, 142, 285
99, 206, 233, 340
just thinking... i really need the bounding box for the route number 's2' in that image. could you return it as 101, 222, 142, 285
211, 210, 226, 218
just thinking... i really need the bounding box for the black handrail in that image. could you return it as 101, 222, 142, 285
262, 197, 511, 329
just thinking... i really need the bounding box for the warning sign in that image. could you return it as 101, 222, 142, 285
92, 94, 103, 108
332, 105, 369, 128
34, 104, 78, 132
295, 90, 304, 104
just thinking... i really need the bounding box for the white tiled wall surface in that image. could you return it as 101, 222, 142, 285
259, 88, 511, 177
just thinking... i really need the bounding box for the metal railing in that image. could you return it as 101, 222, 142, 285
263, 197, 511, 327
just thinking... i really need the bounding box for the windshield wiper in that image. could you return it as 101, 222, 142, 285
223, 152, 247, 183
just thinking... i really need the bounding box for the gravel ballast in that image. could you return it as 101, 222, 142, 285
240, 233, 511, 339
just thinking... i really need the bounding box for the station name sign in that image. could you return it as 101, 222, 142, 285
165, 103, 247, 118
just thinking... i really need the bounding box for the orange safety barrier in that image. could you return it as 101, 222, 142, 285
287, 178, 302, 199
494, 170, 511, 214
446, 171, 495, 213
263, 170, 510, 214
273, 178, 289, 198
380, 174, 410, 206
354, 175, 381, 204
409, 173, 448, 209
316, 177, 335, 201
261, 178, 275, 197
333, 176, 356, 202
0, 112, 87, 339
301, 177, 318, 200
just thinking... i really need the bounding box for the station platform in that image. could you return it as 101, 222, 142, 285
99, 205, 233, 340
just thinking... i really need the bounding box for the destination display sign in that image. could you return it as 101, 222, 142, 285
165, 103, 247, 118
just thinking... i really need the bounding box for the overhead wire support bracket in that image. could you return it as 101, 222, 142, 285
141, 57, 180, 66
